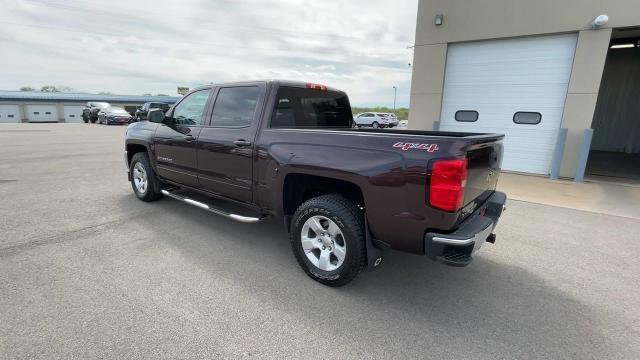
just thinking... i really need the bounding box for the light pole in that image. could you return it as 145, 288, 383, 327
392, 86, 397, 115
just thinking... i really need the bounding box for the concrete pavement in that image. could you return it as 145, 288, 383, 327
499, 172, 640, 220
1, 124, 639, 359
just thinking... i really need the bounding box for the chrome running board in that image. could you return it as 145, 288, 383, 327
161, 189, 264, 223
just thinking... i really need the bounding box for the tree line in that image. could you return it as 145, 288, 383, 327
19, 86, 167, 96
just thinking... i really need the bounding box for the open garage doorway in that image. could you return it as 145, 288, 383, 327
587, 28, 640, 183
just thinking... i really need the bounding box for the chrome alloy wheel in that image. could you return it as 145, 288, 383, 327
301, 215, 347, 271
133, 162, 148, 194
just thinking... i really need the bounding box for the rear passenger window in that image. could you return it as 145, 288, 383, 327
513, 112, 542, 125
211, 87, 261, 127
455, 110, 478, 122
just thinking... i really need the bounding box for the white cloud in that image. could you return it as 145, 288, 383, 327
0, 0, 417, 106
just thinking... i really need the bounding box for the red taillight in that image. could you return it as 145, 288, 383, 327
429, 158, 468, 212
306, 83, 328, 91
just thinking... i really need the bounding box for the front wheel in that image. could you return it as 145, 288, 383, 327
129, 152, 163, 202
290, 194, 366, 287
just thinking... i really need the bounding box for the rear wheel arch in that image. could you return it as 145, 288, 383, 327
282, 173, 365, 229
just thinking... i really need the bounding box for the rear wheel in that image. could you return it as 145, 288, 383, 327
371, 121, 379, 128
130, 152, 163, 202
290, 194, 366, 287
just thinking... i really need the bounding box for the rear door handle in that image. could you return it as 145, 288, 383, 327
184, 135, 196, 141
233, 139, 251, 147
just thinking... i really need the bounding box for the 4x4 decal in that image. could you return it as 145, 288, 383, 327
393, 142, 439, 152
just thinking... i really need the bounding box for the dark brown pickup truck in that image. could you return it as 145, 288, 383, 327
124, 80, 507, 286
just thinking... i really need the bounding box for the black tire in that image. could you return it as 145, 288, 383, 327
371, 121, 379, 128
290, 194, 366, 287
129, 152, 163, 202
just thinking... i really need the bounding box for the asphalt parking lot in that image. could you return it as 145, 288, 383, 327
1, 124, 639, 359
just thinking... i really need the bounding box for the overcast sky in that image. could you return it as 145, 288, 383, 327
0, 0, 418, 107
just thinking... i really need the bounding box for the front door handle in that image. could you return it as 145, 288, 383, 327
233, 139, 251, 147
184, 135, 196, 141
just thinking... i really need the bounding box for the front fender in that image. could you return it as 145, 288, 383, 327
125, 122, 159, 172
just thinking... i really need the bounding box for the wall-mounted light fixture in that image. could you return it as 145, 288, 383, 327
435, 14, 444, 26
591, 14, 609, 29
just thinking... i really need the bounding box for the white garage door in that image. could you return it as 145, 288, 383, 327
440, 34, 578, 174
63, 105, 84, 123
27, 105, 58, 122
0, 105, 20, 123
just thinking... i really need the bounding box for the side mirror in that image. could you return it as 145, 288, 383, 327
148, 108, 165, 123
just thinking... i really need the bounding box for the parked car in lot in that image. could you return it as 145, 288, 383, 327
124, 80, 506, 286
135, 102, 170, 121
353, 112, 399, 128
382, 113, 400, 128
98, 106, 133, 125
82, 102, 110, 123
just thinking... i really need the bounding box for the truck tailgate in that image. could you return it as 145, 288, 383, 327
463, 140, 503, 213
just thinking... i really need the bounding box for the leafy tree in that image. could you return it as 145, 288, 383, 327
19, 86, 35, 91
40, 85, 59, 92
40, 85, 76, 93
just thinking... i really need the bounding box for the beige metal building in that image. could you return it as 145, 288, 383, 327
409, 0, 640, 181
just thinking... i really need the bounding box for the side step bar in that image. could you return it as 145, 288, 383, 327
160, 189, 264, 223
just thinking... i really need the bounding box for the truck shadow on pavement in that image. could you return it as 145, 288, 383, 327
126, 195, 616, 359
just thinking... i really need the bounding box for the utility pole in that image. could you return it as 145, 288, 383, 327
392, 86, 397, 115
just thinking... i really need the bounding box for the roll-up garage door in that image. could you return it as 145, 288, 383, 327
63, 105, 84, 123
27, 105, 58, 122
440, 34, 578, 174
0, 105, 20, 123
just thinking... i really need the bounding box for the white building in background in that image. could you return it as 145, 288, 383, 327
0, 91, 180, 123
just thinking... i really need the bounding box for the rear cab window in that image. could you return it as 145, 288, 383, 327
270, 87, 352, 128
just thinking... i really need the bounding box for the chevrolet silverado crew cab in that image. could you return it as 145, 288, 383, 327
124, 80, 506, 286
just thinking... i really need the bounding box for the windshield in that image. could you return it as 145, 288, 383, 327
107, 107, 128, 114
270, 87, 352, 128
